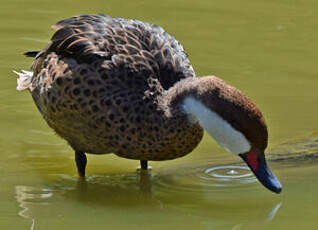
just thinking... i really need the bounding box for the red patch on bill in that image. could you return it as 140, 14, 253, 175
247, 149, 259, 171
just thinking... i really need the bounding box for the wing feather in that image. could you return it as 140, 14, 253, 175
29, 14, 195, 89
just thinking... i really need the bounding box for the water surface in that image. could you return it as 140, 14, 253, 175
1, 0, 318, 229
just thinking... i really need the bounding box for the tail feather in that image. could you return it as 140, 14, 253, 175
13, 70, 34, 91
24, 51, 40, 57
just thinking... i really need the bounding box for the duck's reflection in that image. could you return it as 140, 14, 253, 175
15, 171, 283, 229
15, 185, 50, 230
267, 201, 283, 222
71, 170, 157, 207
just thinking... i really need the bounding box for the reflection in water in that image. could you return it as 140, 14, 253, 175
15, 185, 53, 230
85, 171, 153, 202
3, 0, 318, 227
12, 133, 318, 229
154, 162, 259, 193
16, 135, 318, 229
18, 132, 318, 229
267, 201, 282, 222
68, 171, 160, 207
13, 133, 318, 229
14, 166, 283, 229
153, 162, 283, 225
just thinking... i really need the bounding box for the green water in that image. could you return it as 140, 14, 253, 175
1, 0, 318, 229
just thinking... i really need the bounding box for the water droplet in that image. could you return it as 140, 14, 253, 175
227, 169, 238, 175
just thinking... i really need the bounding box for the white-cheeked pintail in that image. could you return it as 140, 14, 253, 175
15, 14, 281, 193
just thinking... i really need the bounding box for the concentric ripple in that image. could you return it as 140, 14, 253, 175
154, 162, 258, 193
201, 166, 255, 183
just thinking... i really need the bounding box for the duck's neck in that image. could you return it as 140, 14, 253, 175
166, 77, 251, 155
182, 96, 250, 155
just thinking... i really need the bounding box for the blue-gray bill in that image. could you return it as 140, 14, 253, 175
239, 151, 282, 194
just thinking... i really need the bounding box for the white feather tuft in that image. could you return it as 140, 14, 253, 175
13, 70, 33, 91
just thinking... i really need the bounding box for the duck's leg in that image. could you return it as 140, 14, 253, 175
140, 160, 148, 170
75, 151, 87, 177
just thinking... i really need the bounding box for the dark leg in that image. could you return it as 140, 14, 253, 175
75, 151, 87, 177
140, 160, 148, 170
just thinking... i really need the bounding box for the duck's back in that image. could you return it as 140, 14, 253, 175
26, 14, 202, 160
31, 14, 195, 88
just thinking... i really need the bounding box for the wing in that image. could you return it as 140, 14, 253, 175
30, 14, 195, 90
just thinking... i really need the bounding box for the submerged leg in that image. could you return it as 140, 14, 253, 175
140, 160, 148, 170
75, 151, 87, 177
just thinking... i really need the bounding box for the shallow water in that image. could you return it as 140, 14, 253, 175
1, 0, 318, 229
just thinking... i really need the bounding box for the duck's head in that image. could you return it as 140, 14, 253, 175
181, 76, 282, 194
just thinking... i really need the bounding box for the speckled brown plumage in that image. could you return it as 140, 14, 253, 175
18, 14, 269, 177
24, 14, 203, 162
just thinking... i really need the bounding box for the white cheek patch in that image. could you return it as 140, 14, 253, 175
182, 97, 251, 155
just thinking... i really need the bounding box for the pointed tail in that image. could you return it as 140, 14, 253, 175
24, 51, 40, 58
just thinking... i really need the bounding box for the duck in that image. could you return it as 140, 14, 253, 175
14, 14, 281, 193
